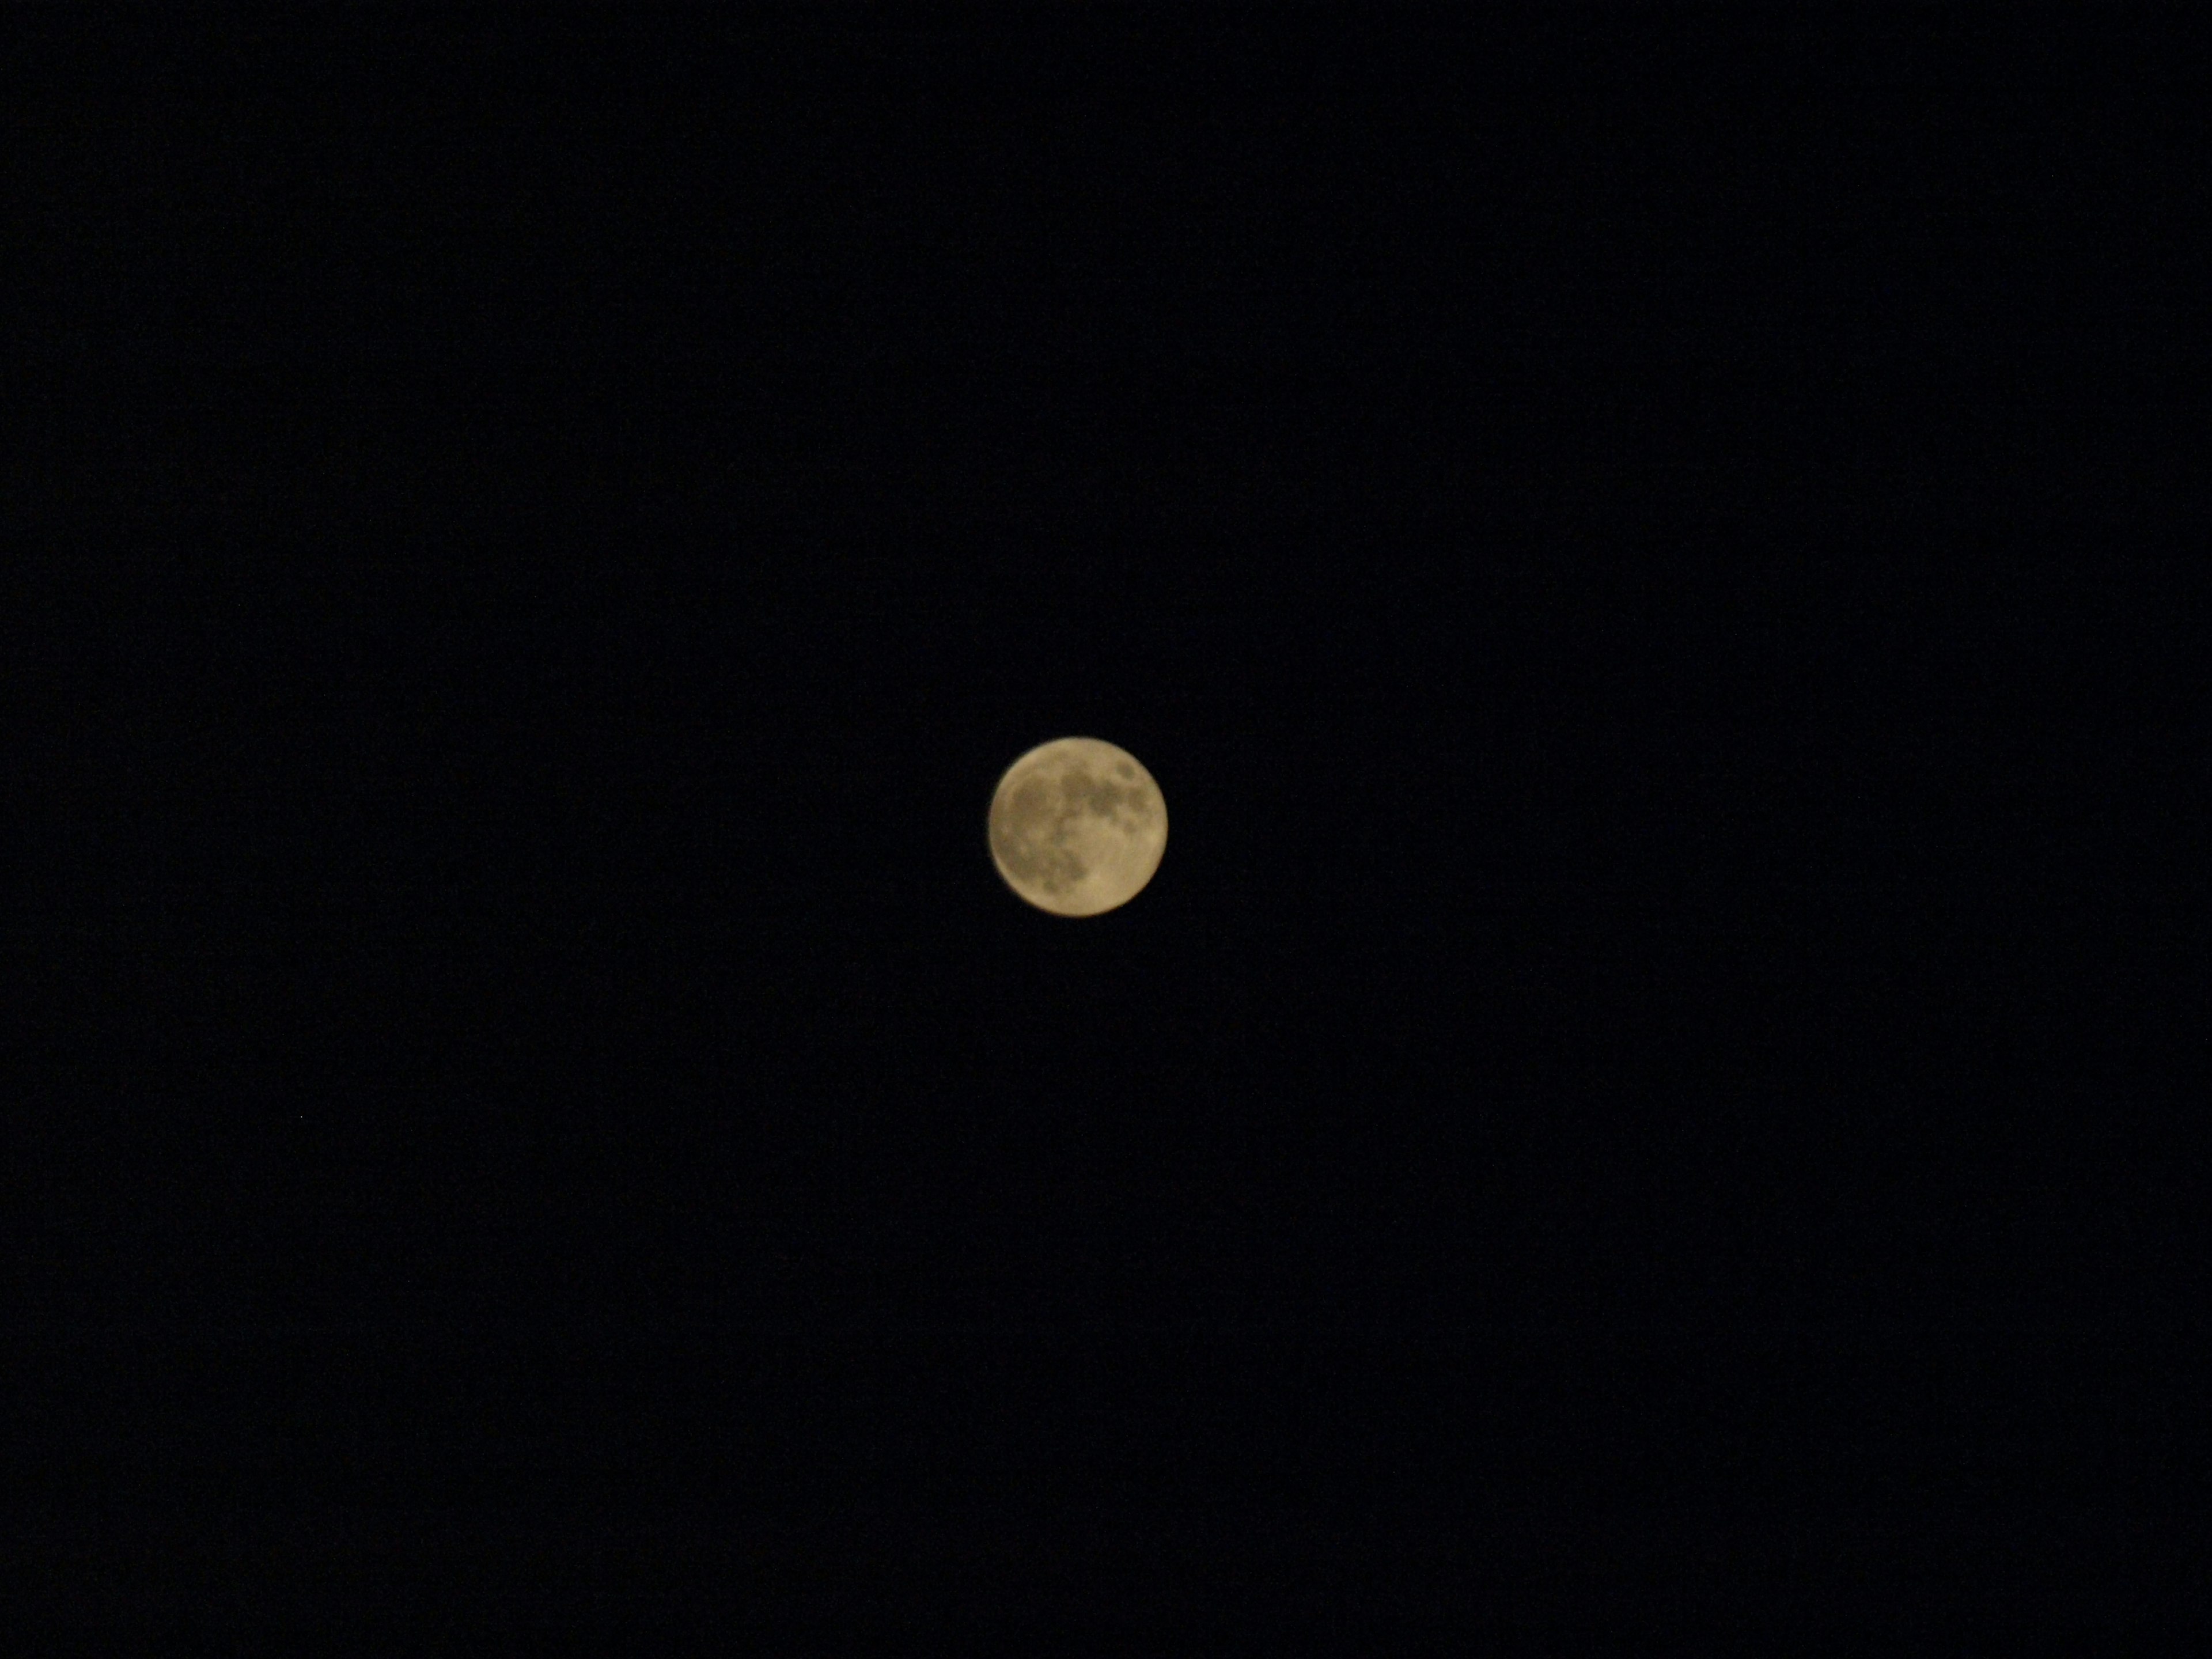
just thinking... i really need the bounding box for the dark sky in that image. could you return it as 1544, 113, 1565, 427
9, 12, 2200, 1642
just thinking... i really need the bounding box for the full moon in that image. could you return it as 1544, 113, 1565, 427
987, 737, 1168, 917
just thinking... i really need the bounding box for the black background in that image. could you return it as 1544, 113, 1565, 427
7, 11, 2203, 1644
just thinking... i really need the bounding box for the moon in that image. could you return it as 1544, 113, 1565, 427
987, 737, 1168, 917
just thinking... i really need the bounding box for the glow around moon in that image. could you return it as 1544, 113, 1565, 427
987, 737, 1167, 917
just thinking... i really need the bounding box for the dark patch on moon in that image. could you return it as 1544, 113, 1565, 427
1058, 767, 1152, 827
992, 772, 1089, 892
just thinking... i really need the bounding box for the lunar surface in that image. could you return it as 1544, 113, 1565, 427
987, 737, 1167, 917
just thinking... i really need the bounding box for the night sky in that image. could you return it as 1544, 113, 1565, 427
9, 12, 2200, 1642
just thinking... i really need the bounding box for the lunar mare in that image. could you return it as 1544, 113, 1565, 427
988, 737, 1166, 916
